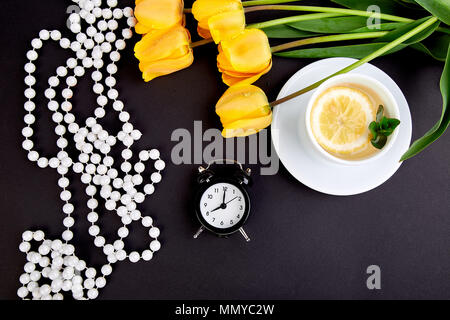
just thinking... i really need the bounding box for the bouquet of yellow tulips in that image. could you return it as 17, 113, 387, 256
133, 0, 450, 162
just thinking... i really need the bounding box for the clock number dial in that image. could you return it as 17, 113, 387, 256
199, 182, 246, 229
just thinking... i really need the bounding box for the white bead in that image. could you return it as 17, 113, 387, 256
24, 101, 35, 111
151, 172, 162, 183
25, 62, 36, 73
24, 88, 35, 99
144, 184, 155, 195
87, 212, 99, 223
22, 139, 33, 150
89, 225, 100, 236
110, 51, 120, 61
142, 250, 153, 261
118, 226, 129, 238
149, 227, 160, 238
87, 198, 98, 209
28, 151, 40, 162
131, 130, 142, 140
25, 75, 36, 86
47, 100, 58, 111
60, 38, 71, 49
115, 249, 127, 261
150, 240, 161, 252
129, 252, 140, 263
121, 215, 132, 225
123, 7, 134, 18
31, 38, 43, 49
39, 29, 50, 40
155, 160, 165, 171
27, 50, 38, 61
142, 216, 153, 227
71, 23, 81, 34
62, 230, 73, 241
74, 66, 85, 77
93, 83, 104, 94
51, 30, 61, 40
85, 267, 96, 279
60, 190, 71, 201
30, 271, 41, 281
23, 114, 36, 124
101, 264, 112, 276
34, 230, 45, 241
105, 32, 116, 43
149, 149, 160, 160
93, 236, 105, 248
95, 277, 106, 288
19, 242, 31, 253
17, 287, 29, 298
87, 288, 99, 300
112, 100, 123, 111
134, 192, 145, 204
63, 203, 74, 214
62, 88, 73, 99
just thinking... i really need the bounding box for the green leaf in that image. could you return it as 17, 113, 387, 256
415, 0, 450, 25
376, 105, 384, 122
401, 43, 450, 161
331, 0, 423, 15
371, 134, 388, 149
387, 118, 401, 129
376, 17, 440, 45
380, 116, 389, 129
274, 43, 407, 59
288, 16, 372, 34
261, 25, 317, 39
350, 22, 407, 33
369, 121, 379, 139
411, 34, 450, 61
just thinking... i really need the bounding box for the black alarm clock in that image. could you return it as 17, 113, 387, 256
193, 159, 252, 242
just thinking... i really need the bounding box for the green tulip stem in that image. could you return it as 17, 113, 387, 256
270, 31, 388, 53
242, 0, 301, 6
190, 38, 214, 48
269, 16, 439, 108
246, 5, 413, 28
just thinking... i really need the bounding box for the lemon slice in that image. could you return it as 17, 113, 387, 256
310, 86, 376, 155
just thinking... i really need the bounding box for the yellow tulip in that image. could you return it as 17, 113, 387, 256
192, 0, 245, 43
134, 25, 194, 82
216, 85, 272, 138
134, 0, 184, 34
217, 29, 272, 86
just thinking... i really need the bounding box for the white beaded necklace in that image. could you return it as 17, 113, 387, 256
18, 0, 165, 300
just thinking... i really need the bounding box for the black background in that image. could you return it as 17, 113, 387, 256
1, 0, 449, 300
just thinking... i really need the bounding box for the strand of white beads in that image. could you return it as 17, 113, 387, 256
18, 0, 164, 300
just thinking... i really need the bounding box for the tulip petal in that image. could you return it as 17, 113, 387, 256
192, 0, 242, 26
208, 10, 245, 44
220, 29, 272, 73
221, 61, 272, 86
197, 26, 212, 39
139, 50, 194, 82
134, 25, 191, 62
222, 114, 273, 138
216, 85, 271, 124
135, 0, 184, 32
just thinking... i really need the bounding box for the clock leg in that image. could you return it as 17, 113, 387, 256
239, 228, 251, 242
193, 226, 205, 239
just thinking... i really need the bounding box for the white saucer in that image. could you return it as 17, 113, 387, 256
271, 58, 412, 196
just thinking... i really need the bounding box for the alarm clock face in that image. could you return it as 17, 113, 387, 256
198, 182, 249, 233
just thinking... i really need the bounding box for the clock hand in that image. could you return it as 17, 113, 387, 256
222, 189, 227, 205
225, 196, 238, 205
210, 205, 222, 212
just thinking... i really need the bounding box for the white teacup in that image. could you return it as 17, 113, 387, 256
305, 73, 400, 166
